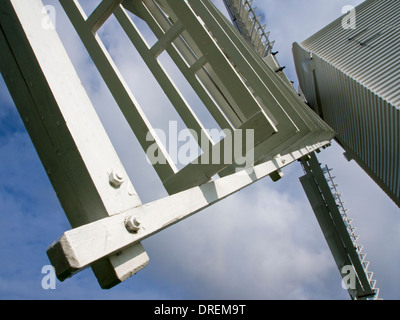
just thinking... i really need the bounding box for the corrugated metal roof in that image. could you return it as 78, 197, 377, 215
293, 0, 400, 207
300, 0, 400, 108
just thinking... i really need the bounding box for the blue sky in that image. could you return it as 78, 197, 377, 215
0, 0, 399, 300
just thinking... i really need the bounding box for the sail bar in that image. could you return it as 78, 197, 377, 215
0, 0, 149, 290
48, 142, 329, 280
222, 0, 274, 57
60, 0, 178, 182
300, 153, 379, 300
1, 0, 335, 290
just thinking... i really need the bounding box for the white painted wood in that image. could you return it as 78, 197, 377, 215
163, 0, 334, 183
91, 243, 149, 289
86, 0, 124, 33
299, 173, 362, 299
60, 0, 178, 182
123, 0, 242, 129
1, 0, 336, 289
161, 0, 266, 123
223, 0, 273, 58
47, 140, 330, 280
120, 0, 335, 194
300, 153, 376, 298
149, 21, 185, 58
114, 7, 214, 149
0, 0, 148, 289
0, 0, 141, 224
163, 110, 277, 194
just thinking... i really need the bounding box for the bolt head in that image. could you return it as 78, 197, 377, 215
125, 216, 142, 233
109, 171, 124, 188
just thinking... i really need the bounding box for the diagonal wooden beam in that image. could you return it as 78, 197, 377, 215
86, 0, 124, 33
47, 140, 330, 280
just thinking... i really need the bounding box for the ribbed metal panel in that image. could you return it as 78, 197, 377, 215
300, 0, 400, 109
293, 0, 400, 207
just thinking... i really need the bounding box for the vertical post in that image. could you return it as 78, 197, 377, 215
300, 153, 376, 299
0, 0, 148, 288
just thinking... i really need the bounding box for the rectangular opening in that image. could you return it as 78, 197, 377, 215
97, 13, 205, 171
124, 9, 159, 47
78, 0, 102, 18
157, 51, 223, 140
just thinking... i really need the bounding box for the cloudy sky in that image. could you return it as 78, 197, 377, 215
0, 0, 399, 300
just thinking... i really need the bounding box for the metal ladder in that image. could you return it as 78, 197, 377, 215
223, 0, 381, 300
300, 153, 380, 300
222, 0, 274, 57
323, 165, 380, 299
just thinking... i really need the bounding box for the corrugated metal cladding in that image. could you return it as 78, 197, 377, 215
293, 0, 400, 208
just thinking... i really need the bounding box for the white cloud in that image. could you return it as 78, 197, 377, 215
140, 176, 347, 299
0, 0, 398, 301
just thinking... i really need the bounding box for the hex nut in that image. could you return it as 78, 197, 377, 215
125, 216, 142, 233
109, 171, 124, 188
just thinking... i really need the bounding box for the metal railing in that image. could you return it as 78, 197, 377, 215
323, 165, 380, 300
222, 0, 274, 57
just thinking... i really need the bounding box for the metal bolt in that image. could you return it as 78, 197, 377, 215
125, 216, 142, 233
109, 171, 124, 188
